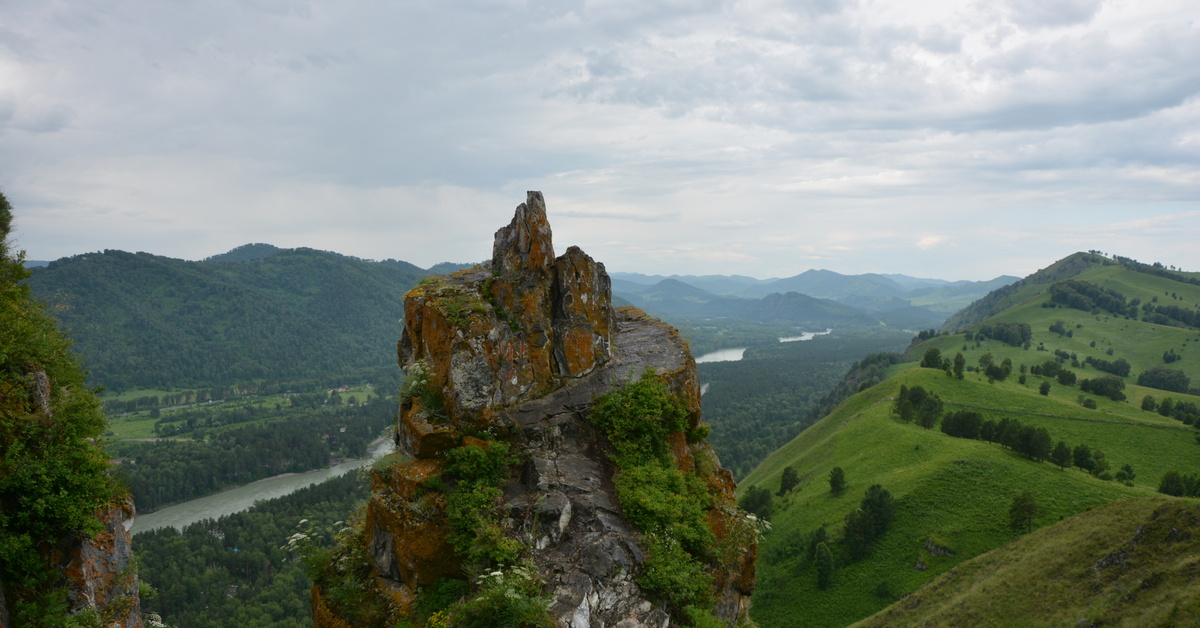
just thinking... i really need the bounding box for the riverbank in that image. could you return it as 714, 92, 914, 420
132, 436, 395, 533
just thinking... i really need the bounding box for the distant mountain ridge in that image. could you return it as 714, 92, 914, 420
613, 269, 1018, 319
26, 245, 436, 391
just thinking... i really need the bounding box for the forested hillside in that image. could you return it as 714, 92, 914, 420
699, 329, 912, 478
136, 470, 374, 627
26, 247, 431, 391
740, 252, 1200, 627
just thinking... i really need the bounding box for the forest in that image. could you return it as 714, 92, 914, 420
136, 472, 372, 627
25, 247, 429, 391
699, 330, 912, 479
109, 395, 395, 511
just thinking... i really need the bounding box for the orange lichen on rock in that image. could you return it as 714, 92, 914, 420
365, 460, 458, 590
317, 192, 754, 627
312, 587, 353, 628
51, 496, 143, 627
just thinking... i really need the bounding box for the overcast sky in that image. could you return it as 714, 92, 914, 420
2, 0, 1197, 281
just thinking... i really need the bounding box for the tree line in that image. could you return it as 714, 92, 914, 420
895, 386, 1133, 482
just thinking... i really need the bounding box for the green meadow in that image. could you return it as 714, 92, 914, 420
741, 254, 1200, 627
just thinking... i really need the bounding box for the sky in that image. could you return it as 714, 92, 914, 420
1, 0, 1198, 281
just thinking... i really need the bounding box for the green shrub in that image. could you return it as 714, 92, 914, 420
443, 565, 553, 628
589, 371, 728, 626
638, 534, 713, 611
444, 441, 522, 571
589, 369, 688, 466
615, 464, 715, 557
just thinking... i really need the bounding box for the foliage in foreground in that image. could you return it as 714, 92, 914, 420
0, 191, 124, 626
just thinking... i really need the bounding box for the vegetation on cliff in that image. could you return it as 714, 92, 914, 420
590, 370, 758, 627
0, 191, 132, 626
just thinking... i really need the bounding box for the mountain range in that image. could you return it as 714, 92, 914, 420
26, 244, 1011, 392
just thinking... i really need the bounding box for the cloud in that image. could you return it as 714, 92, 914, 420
916, 235, 950, 250
0, 0, 1196, 282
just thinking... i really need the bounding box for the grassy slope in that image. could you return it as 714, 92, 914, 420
852, 497, 1200, 627
741, 257, 1200, 627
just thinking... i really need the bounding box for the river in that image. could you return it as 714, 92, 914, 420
694, 329, 834, 364
132, 437, 396, 534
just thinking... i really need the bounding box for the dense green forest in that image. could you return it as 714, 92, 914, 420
699, 330, 912, 479
136, 471, 372, 627
26, 247, 429, 391
109, 395, 396, 511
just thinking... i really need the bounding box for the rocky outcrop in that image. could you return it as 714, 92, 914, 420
51, 497, 143, 627
314, 192, 754, 627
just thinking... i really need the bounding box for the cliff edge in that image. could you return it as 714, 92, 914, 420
0, 190, 142, 628
312, 192, 755, 627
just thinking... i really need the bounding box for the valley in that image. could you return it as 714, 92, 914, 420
8, 230, 1200, 627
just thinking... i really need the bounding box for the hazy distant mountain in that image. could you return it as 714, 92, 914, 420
610, 271, 775, 296
428, 261, 478, 274
611, 269, 1017, 329
614, 278, 881, 328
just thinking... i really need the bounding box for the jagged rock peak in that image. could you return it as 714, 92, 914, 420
492, 191, 556, 278
396, 192, 615, 455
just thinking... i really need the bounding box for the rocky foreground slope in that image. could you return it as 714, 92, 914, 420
312, 192, 756, 627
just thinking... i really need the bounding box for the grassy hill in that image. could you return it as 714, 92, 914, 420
853, 497, 1200, 627
740, 252, 1200, 627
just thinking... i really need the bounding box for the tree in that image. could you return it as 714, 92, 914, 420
1115, 464, 1135, 485
1009, 491, 1038, 534
1049, 441, 1072, 470
1072, 444, 1095, 472
859, 484, 895, 539
1138, 366, 1191, 393
978, 352, 995, 371
778, 466, 800, 496
829, 467, 846, 494
1158, 471, 1189, 497
920, 348, 943, 369
953, 353, 965, 379
1142, 395, 1157, 412
738, 485, 773, 520
815, 542, 834, 589
1039, 381, 1051, 396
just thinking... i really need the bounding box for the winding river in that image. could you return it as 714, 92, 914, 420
132, 438, 396, 534
694, 329, 833, 364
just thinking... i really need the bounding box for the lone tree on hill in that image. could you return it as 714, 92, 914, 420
1009, 491, 1038, 534
829, 466, 846, 494
778, 466, 800, 496
920, 348, 943, 369
739, 484, 773, 520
